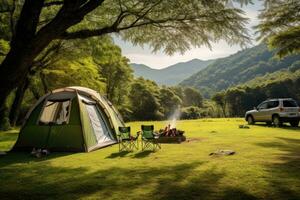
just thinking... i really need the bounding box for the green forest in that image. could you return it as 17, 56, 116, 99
1, 34, 206, 127
0, 0, 300, 130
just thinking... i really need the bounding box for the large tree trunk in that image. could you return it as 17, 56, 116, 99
0, 0, 104, 129
0, 0, 45, 129
9, 77, 30, 127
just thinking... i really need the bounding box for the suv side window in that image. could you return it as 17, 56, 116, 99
258, 102, 268, 110
283, 100, 298, 107
267, 101, 279, 109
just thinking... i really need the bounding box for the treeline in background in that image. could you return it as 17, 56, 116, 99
212, 69, 300, 118
2, 35, 300, 126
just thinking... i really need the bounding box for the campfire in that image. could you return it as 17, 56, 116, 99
155, 108, 186, 143
158, 124, 185, 137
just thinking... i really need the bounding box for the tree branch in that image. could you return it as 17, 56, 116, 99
58, 13, 210, 39
35, 0, 105, 41
77, 0, 104, 16
43, 1, 63, 7
9, 0, 17, 36
128, 0, 163, 28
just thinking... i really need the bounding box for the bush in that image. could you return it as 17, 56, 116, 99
180, 106, 202, 119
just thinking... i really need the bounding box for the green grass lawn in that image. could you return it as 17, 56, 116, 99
0, 118, 299, 200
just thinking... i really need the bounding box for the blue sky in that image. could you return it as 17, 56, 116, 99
113, 1, 263, 69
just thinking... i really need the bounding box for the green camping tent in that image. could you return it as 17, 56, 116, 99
12, 86, 125, 152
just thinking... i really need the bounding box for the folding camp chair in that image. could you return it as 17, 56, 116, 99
118, 127, 139, 152
141, 125, 161, 151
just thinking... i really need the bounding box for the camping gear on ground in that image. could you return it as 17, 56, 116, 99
12, 86, 125, 152
118, 126, 139, 152
31, 148, 50, 158
209, 150, 235, 156
141, 125, 161, 151
157, 124, 186, 143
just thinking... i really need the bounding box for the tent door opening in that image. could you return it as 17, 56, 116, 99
80, 96, 114, 145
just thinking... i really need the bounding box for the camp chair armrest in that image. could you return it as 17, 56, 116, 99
142, 136, 155, 140
117, 134, 121, 141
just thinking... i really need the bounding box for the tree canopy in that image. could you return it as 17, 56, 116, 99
256, 0, 300, 58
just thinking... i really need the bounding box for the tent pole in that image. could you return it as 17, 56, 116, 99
75, 90, 88, 152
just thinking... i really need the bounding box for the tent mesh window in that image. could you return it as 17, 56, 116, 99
39, 99, 71, 125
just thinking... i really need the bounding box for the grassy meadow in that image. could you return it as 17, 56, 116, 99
0, 118, 299, 200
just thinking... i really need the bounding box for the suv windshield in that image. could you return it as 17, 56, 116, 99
283, 100, 298, 107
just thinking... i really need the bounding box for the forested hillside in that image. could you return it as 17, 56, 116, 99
131, 59, 214, 85
180, 44, 300, 98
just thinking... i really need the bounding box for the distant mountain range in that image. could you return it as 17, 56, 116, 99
130, 59, 214, 85
180, 44, 300, 98
130, 43, 300, 98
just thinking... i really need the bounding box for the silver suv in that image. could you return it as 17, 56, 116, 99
245, 98, 300, 127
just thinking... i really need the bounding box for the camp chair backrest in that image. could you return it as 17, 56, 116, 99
141, 125, 154, 139
119, 126, 131, 139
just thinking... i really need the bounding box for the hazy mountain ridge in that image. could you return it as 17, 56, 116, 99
131, 59, 215, 85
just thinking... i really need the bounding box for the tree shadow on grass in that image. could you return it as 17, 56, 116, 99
0, 161, 208, 200
0, 155, 264, 200
220, 187, 258, 200
1, 157, 259, 200
0, 152, 73, 168
256, 137, 300, 200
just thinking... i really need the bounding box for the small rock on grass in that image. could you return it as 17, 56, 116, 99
209, 150, 235, 156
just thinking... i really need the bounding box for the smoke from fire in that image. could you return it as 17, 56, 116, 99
167, 107, 181, 129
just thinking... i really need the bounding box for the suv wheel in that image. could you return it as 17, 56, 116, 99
290, 121, 299, 127
272, 115, 282, 127
247, 115, 255, 125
